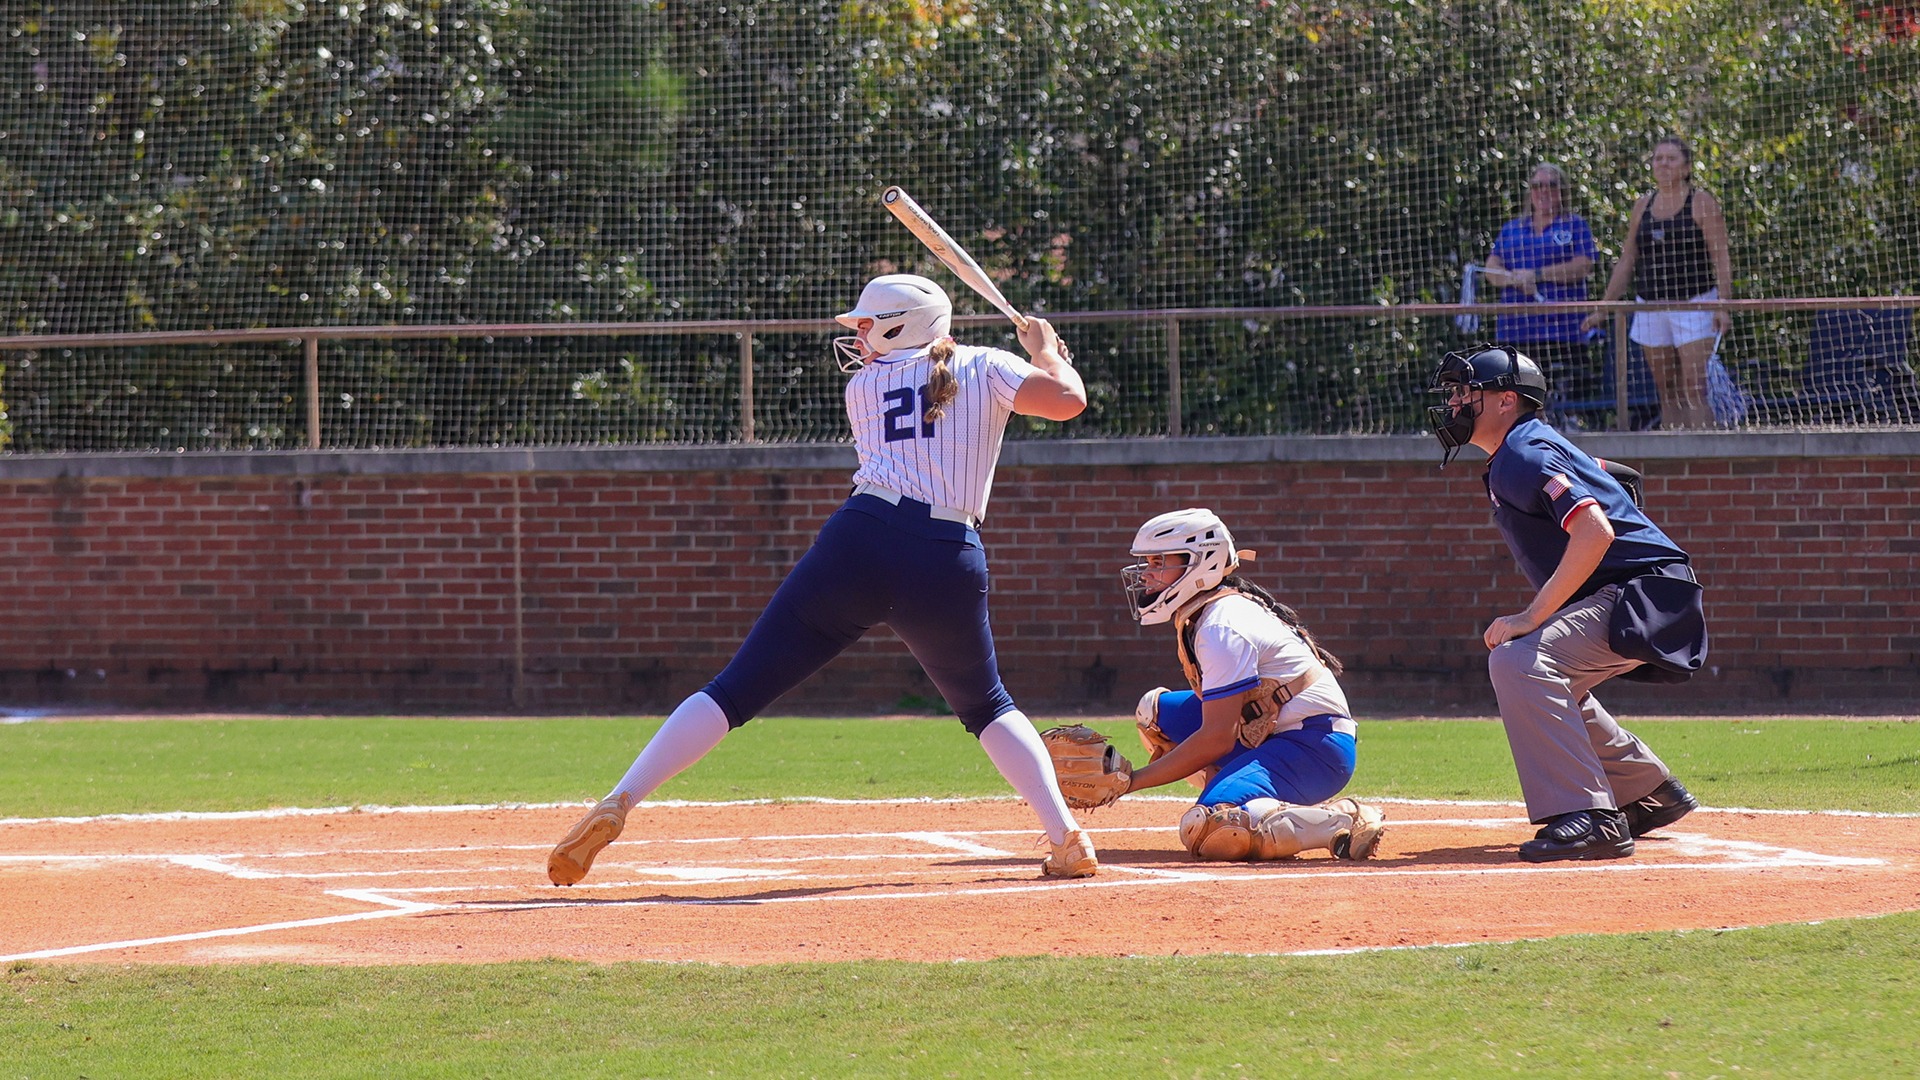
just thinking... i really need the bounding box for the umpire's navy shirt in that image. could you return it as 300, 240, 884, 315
1484, 416, 1689, 599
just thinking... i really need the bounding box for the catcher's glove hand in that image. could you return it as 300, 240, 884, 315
1039, 725, 1133, 810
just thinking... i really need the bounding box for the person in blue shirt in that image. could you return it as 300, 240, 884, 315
1426, 345, 1702, 863
1483, 163, 1600, 410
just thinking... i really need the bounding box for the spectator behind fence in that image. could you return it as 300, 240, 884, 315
1582, 137, 1734, 429
1482, 163, 1600, 418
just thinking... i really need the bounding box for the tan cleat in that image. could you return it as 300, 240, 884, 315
1040, 828, 1099, 878
1329, 797, 1386, 860
547, 792, 633, 886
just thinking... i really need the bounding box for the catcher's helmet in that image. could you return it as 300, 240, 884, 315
1427, 345, 1549, 406
832, 274, 953, 372
1122, 508, 1242, 626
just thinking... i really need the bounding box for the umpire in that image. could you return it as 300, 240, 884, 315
1426, 345, 1705, 862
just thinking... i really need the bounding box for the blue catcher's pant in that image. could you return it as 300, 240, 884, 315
702, 494, 1016, 735
1152, 689, 1356, 807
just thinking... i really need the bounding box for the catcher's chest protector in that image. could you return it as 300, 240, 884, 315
1175, 592, 1327, 743
1173, 589, 1245, 695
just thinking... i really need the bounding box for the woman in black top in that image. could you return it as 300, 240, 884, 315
1583, 137, 1734, 429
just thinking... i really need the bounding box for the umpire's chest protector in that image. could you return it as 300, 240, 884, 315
1482, 463, 1570, 593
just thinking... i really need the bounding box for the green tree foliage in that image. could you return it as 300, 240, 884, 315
2, 1, 1916, 448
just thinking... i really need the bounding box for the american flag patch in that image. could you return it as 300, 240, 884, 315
1544, 473, 1573, 499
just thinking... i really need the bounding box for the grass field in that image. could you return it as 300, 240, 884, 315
3, 714, 1918, 1078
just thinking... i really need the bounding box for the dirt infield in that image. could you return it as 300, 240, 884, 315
3, 798, 1916, 966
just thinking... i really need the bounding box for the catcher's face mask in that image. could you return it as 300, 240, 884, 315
1426, 371, 1483, 468
1121, 553, 1189, 618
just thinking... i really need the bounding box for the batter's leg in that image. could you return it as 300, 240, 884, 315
608, 690, 732, 804
885, 538, 1081, 852
978, 711, 1083, 848
702, 511, 888, 726
548, 690, 732, 886
885, 538, 1014, 731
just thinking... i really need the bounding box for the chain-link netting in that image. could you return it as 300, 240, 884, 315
4, 1, 1918, 449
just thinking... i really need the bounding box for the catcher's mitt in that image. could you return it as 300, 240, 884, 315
1039, 725, 1133, 810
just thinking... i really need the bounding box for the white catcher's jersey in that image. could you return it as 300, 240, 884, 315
1190, 593, 1355, 736
844, 342, 1036, 523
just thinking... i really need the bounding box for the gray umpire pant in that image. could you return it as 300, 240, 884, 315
1487, 584, 1674, 823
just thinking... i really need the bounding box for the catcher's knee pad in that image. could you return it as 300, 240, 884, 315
1135, 686, 1167, 728
1179, 803, 1257, 861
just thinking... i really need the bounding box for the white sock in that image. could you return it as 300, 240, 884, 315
1243, 797, 1284, 821
610, 691, 731, 803
978, 711, 1080, 845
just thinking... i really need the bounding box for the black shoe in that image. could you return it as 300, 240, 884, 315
1621, 778, 1699, 837
1518, 809, 1634, 863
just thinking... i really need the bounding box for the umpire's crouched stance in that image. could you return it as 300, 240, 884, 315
1427, 345, 1705, 862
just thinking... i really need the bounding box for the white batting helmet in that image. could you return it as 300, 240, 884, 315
832, 274, 954, 372
1122, 508, 1241, 626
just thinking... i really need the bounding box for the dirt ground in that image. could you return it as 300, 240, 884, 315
4, 797, 1916, 965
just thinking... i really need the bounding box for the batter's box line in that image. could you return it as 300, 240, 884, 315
1, 835, 1887, 964
349, 831, 1888, 905
3, 842, 1882, 966
372, 837, 1888, 915
2, 819, 1880, 889
0, 890, 435, 964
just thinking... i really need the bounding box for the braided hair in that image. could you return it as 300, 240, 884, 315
1217, 573, 1344, 674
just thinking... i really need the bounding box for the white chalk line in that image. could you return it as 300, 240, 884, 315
3, 808, 1897, 963
5, 795, 1916, 828
0, 892, 435, 963
0, 796, 1129, 828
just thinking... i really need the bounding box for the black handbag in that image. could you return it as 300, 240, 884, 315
1609, 562, 1710, 684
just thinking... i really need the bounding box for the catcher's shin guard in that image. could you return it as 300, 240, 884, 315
1239, 799, 1386, 860
1250, 808, 1312, 860
1041, 828, 1099, 878
1179, 803, 1257, 861
547, 792, 633, 886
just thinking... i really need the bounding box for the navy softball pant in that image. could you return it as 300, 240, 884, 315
702, 494, 1017, 735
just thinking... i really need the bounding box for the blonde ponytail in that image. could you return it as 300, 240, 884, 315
923, 338, 959, 422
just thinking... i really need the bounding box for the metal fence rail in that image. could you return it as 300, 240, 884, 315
2, 297, 1914, 453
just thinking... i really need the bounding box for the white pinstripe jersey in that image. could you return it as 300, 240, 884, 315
844, 342, 1037, 522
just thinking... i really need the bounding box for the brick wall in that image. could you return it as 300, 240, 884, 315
0, 435, 1914, 715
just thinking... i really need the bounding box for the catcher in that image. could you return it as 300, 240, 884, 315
1045, 508, 1385, 863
